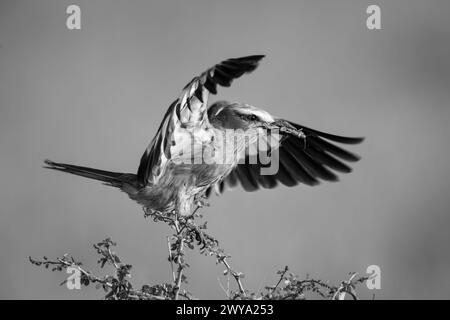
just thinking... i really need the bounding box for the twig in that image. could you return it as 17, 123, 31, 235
271, 266, 289, 295
107, 248, 119, 269
222, 258, 246, 297
167, 236, 176, 282
172, 218, 185, 300
331, 272, 361, 300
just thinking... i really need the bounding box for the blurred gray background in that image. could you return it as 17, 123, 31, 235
1, 0, 450, 299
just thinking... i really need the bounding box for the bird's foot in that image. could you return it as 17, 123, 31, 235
142, 207, 173, 223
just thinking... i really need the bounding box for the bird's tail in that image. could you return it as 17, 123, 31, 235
44, 160, 135, 188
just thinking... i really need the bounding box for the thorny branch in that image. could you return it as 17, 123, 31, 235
29, 238, 182, 300
30, 203, 371, 300
261, 266, 370, 300
145, 204, 247, 299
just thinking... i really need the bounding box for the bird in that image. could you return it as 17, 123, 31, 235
44, 55, 363, 217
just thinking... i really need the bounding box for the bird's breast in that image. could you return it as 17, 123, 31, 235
133, 126, 239, 213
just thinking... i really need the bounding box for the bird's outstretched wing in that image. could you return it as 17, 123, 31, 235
206, 123, 364, 195
137, 55, 265, 186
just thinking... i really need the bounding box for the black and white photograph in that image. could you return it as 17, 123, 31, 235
1, 0, 450, 306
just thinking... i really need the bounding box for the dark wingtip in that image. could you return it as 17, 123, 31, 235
43, 159, 56, 169
247, 54, 265, 61
347, 136, 365, 144
43, 159, 69, 171
234, 54, 265, 60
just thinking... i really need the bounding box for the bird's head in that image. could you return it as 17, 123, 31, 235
208, 101, 299, 136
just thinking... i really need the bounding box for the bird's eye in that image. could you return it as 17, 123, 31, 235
247, 114, 258, 121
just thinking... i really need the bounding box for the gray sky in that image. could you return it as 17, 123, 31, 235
1, 0, 450, 299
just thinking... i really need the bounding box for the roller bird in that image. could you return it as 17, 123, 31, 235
45, 55, 363, 216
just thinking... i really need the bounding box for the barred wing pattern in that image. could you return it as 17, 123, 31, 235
207, 123, 364, 195
137, 55, 265, 186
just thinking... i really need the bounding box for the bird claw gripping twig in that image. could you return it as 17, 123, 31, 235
279, 126, 308, 150
279, 126, 304, 138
